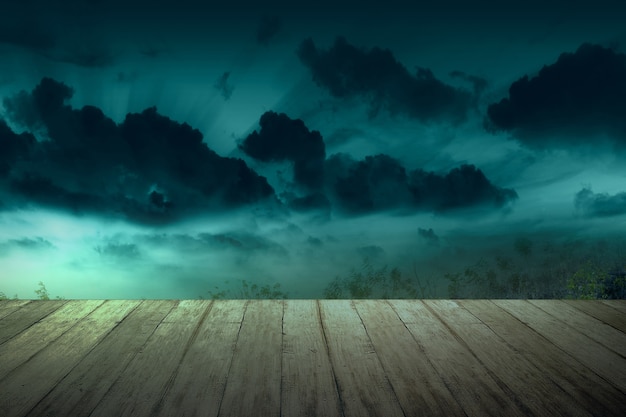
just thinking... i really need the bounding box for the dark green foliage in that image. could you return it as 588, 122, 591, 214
322, 258, 434, 299
444, 237, 626, 299
0, 291, 18, 300
3, 237, 624, 300
0, 282, 62, 300
203, 286, 228, 300
567, 261, 626, 299
34, 281, 64, 300
445, 257, 536, 299
203, 280, 288, 299
35, 281, 51, 300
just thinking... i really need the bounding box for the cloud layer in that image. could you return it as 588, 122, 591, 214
297, 36, 473, 123
240, 111, 326, 190
241, 112, 518, 214
1, 76, 520, 225
575, 187, 626, 217
326, 154, 517, 213
1, 78, 276, 223
486, 43, 626, 148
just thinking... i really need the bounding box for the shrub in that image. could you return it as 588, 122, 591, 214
203, 280, 288, 299
323, 258, 434, 299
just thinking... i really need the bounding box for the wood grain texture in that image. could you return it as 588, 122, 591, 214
602, 300, 626, 314
354, 299, 465, 417
217, 300, 283, 417
89, 300, 209, 417
0, 300, 66, 344
0, 299, 624, 417
459, 300, 626, 417
563, 299, 626, 333
0, 300, 31, 320
0, 300, 139, 417
319, 300, 406, 417
426, 299, 593, 417
0, 300, 104, 381
391, 299, 528, 417
29, 300, 174, 417
154, 300, 245, 417
529, 299, 626, 358
282, 300, 342, 417
494, 299, 626, 393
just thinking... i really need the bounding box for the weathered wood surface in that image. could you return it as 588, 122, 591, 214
0, 300, 624, 417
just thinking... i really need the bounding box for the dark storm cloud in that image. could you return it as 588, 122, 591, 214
198, 232, 288, 256
297, 37, 473, 123
241, 110, 516, 215
0, 236, 54, 257
9, 173, 106, 214
486, 43, 626, 147
409, 164, 518, 210
0, 120, 36, 176
121, 107, 275, 205
326, 153, 518, 213
3, 87, 62, 132
418, 227, 439, 244
94, 242, 141, 260
0, 77, 276, 223
327, 153, 413, 212
214, 71, 234, 100
7, 237, 54, 250
256, 15, 281, 45
575, 187, 626, 217
240, 111, 326, 190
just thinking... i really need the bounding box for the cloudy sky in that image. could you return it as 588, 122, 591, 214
1, 0, 626, 299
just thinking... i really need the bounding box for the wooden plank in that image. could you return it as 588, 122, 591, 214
27, 300, 175, 417
494, 300, 626, 393
425, 300, 594, 417
153, 300, 246, 417
319, 300, 405, 417
530, 300, 626, 358
0, 300, 139, 417
601, 300, 626, 315
218, 300, 283, 417
0, 300, 104, 380
354, 300, 465, 416
88, 300, 210, 417
563, 300, 626, 333
391, 300, 528, 417
0, 300, 32, 320
0, 300, 67, 344
281, 300, 342, 417
0, 299, 623, 417
460, 300, 626, 417
429, 299, 600, 416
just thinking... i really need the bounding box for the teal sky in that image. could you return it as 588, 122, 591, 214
1, 0, 625, 299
